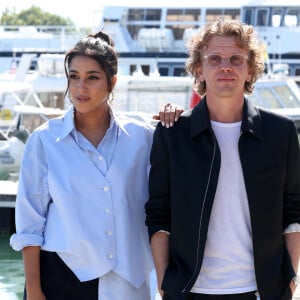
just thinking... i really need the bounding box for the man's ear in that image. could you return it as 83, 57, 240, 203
196, 67, 205, 82
246, 71, 252, 82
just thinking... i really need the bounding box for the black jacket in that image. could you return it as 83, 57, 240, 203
145, 97, 300, 300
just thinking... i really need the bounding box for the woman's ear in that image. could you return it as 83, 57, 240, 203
111, 75, 117, 89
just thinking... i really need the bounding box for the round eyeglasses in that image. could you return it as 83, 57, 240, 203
203, 54, 248, 68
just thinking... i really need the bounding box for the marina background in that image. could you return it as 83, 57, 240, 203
0, 0, 249, 28
1, 232, 300, 299
1, 1, 300, 299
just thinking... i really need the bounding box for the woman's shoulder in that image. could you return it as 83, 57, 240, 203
29, 115, 64, 142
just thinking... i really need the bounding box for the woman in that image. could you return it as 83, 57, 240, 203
10, 31, 181, 300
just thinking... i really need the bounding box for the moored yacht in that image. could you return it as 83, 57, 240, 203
99, 0, 300, 76
0, 1, 299, 76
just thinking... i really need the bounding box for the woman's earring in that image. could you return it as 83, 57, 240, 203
67, 91, 73, 103
108, 92, 114, 103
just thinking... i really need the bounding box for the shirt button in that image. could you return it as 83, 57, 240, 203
103, 186, 109, 192
98, 156, 103, 160
106, 230, 113, 236
104, 208, 110, 213
108, 253, 113, 259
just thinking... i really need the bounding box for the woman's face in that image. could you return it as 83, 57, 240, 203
68, 55, 116, 114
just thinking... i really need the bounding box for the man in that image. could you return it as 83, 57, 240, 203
145, 19, 300, 300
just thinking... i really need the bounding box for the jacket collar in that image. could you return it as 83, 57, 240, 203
190, 96, 264, 141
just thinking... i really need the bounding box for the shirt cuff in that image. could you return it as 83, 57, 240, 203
283, 223, 300, 234
10, 233, 44, 251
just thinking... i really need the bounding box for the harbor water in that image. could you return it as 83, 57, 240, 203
1, 232, 300, 300
0, 234, 24, 300
0, 234, 162, 300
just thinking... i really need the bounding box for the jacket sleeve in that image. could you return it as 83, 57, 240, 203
145, 124, 171, 239
283, 121, 300, 229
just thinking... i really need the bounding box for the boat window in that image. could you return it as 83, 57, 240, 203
163, 9, 201, 40
185, 9, 201, 22
167, 9, 183, 21
249, 88, 282, 109
141, 65, 150, 76
243, 8, 253, 25
166, 25, 185, 40
127, 9, 161, 21
130, 65, 137, 75
158, 64, 187, 77
173, 67, 187, 77
145, 9, 161, 21
165, 9, 179, 22
205, 9, 240, 23
223, 9, 240, 20
166, 9, 201, 22
128, 9, 144, 21
271, 8, 283, 27
129, 65, 149, 76
283, 8, 300, 27
273, 85, 300, 108
158, 67, 169, 77
255, 8, 269, 26
206, 9, 223, 23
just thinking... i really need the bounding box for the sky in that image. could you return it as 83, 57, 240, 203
0, 0, 106, 28
0, 0, 175, 28
0, 0, 248, 28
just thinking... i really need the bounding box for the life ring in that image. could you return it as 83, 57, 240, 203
0, 109, 13, 120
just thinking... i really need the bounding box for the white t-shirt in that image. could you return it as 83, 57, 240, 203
191, 120, 257, 294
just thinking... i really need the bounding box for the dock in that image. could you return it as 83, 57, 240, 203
0, 180, 17, 234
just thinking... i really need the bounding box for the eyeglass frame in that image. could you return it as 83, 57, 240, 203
203, 54, 249, 69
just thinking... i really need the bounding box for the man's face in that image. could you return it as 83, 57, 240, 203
198, 36, 252, 99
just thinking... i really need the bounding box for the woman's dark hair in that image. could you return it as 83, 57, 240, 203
64, 31, 118, 98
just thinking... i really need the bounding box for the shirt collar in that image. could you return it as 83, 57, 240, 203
57, 105, 127, 142
241, 98, 264, 140
190, 96, 264, 141
58, 105, 76, 141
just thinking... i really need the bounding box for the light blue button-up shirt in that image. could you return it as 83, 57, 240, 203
10, 105, 155, 288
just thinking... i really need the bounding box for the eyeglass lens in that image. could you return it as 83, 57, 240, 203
207, 55, 246, 68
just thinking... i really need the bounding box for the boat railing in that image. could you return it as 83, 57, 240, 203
0, 25, 85, 39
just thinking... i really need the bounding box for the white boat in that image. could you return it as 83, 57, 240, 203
249, 78, 300, 131
0, 25, 84, 73
241, 0, 300, 76
0, 1, 299, 76
100, 0, 300, 76
0, 53, 195, 115
1, 63, 300, 179
0, 80, 65, 180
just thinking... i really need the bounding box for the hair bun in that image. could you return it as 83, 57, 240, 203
88, 31, 115, 47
